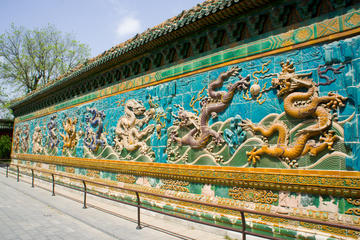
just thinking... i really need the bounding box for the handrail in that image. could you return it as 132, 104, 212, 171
2, 161, 360, 240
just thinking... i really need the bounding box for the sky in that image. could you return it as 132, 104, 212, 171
1, 0, 204, 57
0, 0, 204, 117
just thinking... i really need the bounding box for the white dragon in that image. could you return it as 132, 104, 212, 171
32, 126, 43, 154
114, 99, 155, 155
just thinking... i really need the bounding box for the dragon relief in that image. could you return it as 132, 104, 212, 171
47, 115, 59, 150
114, 99, 155, 157
21, 124, 30, 153
242, 61, 347, 166
60, 117, 81, 151
32, 126, 43, 154
170, 66, 250, 149
13, 127, 21, 153
84, 107, 106, 152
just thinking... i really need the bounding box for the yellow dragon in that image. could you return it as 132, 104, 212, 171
242, 61, 347, 166
60, 117, 79, 150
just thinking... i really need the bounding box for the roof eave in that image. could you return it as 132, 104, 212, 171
10, 0, 272, 111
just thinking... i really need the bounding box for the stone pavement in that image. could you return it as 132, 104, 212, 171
0, 168, 265, 240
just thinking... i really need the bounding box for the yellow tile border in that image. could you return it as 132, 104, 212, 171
12, 153, 360, 198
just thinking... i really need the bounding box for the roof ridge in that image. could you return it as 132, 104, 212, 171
11, 0, 242, 106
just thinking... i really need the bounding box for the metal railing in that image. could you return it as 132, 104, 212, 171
2, 160, 360, 240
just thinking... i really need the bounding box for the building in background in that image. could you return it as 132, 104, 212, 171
0, 119, 13, 138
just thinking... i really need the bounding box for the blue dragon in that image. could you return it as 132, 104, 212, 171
47, 115, 59, 150
84, 107, 106, 152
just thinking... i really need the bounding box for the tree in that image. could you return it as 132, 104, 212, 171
0, 24, 91, 94
0, 88, 13, 119
0, 135, 11, 159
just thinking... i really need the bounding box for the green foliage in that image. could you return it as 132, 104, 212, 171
0, 23, 91, 94
0, 135, 11, 159
0, 88, 13, 119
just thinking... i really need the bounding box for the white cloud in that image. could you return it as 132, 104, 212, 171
116, 16, 141, 38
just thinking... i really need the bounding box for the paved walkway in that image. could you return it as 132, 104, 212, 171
0, 168, 264, 240
0, 174, 186, 240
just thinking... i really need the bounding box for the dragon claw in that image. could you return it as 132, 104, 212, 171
213, 133, 225, 145
240, 119, 255, 132
228, 66, 240, 76
321, 130, 338, 150
326, 92, 347, 109
169, 130, 179, 142
246, 147, 260, 165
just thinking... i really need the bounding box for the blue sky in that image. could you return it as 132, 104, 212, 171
1, 0, 203, 57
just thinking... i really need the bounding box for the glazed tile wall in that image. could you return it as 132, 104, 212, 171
12, 34, 360, 172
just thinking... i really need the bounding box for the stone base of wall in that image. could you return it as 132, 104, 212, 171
10, 159, 360, 240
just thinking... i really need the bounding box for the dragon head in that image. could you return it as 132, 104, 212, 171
34, 126, 42, 133
125, 99, 146, 115
86, 107, 105, 121
272, 61, 313, 97
172, 104, 198, 127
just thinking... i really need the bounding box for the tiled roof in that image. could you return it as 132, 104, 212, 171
11, 0, 269, 108
0, 119, 13, 130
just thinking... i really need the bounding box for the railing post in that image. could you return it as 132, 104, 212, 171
240, 211, 246, 240
135, 192, 142, 230
51, 174, 55, 196
82, 180, 87, 209
31, 169, 34, 188
17, 166, 19, 182
6, 164, 8, 177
